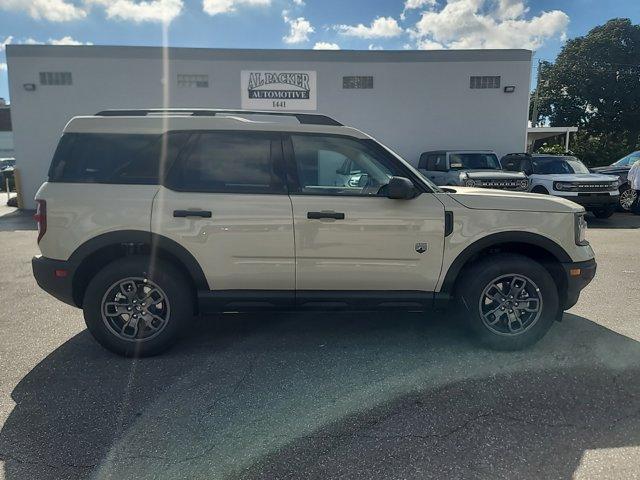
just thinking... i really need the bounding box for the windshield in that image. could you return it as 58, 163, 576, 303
532, 156, 590, 174
449, 153, 500, 170
613, 152, 640, 167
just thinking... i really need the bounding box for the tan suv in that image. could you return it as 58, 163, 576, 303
32, 109, 596, 356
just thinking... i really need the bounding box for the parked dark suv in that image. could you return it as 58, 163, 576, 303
591, 151, 640, 212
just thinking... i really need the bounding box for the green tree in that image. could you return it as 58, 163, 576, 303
531, 18, 640, 165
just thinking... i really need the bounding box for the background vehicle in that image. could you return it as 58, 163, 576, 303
0, 157, 15, 192
591, 151, 640, 212
418, 150, 529, 190
501, 153, 619, 218
33, 110, 596, 357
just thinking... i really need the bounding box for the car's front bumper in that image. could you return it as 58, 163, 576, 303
557, 194, 619, 208
32, 255, 77, 307
561, 258, 597, 310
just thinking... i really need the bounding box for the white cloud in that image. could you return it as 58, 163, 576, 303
282, 11, 314, 44
416, 38, 443, 49
313, 42, 340, 50
368, 44, 383, 50
24, 38, 43, 45
401, 0, 437, 19
336, 16, 403, 39
0, 0, 87, 22
1, 36, 14, 52
48, 36, 93, 45
292, 0, 305, 5
0, 63, 7, 72
86, 0, 183, 23
410, 0, 569, 50
202, 0, 271, 16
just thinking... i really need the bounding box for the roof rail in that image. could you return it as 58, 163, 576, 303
94, 108, 343, 126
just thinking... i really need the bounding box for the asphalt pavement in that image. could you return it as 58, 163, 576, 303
0, 206, 639, 480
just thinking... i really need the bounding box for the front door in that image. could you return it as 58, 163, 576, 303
286, 134, 446, 294
151, 131, 295, 295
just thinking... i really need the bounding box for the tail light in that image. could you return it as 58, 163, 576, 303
34, 200, 47, 243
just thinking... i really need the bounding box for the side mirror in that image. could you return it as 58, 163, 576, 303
386, 176, 417, 199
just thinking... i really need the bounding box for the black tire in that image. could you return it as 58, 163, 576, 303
83, 256, 194, 357
591, 205, 615, 219
456, 253, 559, 351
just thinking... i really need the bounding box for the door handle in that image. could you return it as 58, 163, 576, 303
173, 210, 212, 218
307, 211, 345, 220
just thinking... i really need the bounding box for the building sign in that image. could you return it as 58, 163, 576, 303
241, 70, 317, 111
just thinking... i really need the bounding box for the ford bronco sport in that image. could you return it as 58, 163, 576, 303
418, 150, 529, 191
33, 109, 596, 357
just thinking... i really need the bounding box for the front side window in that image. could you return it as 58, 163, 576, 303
290, 135, 400, 196
449, 153, 500, 170
167, 132, 285, 193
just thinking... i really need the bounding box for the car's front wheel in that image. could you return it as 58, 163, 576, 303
619, 184, 637, 212
457, 253, 559, 350
83, 256, 194, 357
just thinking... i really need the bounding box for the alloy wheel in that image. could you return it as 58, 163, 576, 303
620, 188, 637, 211
101, 277, 170, 342
478, 274, 543, 336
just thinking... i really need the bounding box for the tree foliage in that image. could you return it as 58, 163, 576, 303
531, 18, 640, 165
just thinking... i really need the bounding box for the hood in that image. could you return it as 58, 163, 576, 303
444, 186, 584, 213
462, 170, 527, 180
591, 165, 630, 175
532, 173, 618, 182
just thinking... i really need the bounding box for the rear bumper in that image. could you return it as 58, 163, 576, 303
557, 194, 618, 208
32, 255, 77, 307
561, 258, 597, 310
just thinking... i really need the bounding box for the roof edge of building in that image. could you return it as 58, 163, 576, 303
5, 45, 532, 63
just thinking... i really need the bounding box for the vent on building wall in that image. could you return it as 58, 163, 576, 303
39, 72, 72, 86
343, 76, 374, 89
470, 76, 501, 89
178, 74, 209, 88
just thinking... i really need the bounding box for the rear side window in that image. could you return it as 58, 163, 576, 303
166, 131, 286, 194
49, 133, 190, 184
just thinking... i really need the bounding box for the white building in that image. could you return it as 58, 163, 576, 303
6, 45, 532, 209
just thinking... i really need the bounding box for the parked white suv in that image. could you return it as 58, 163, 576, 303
501, 153, 619, 218
33, 109, 596, 356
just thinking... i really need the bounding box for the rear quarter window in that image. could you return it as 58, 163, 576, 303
48, 132, 189, 184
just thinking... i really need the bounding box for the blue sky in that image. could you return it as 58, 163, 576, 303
1, 0, 639, 101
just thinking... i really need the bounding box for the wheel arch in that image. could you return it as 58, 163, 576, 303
69, 230, 208, 308
440, 231, 572, 297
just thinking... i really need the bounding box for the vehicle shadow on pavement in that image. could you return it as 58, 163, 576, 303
586, 212, 640, 229
1, 312, 639, 480
0, 210, 36, 232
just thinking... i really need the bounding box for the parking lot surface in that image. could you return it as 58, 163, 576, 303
0, 206, 639, 480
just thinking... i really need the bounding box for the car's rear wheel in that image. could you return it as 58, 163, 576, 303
457, 253, 559, 350
83, 256, 193, 357
591, 205, 615, 219
619, 184, 637, 212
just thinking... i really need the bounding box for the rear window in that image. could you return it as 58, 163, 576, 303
48, 133, 189, 184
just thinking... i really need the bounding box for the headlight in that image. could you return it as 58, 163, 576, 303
464, 179, 476, 187
518, 179, 529, 190
575, 213, 589, 246
554, 181, 576, 191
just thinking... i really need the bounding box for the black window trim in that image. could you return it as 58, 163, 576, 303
163, 130, 289, 195
282, 132, 432, 198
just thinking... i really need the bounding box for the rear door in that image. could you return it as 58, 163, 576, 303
151, 130, 295, 298
285, 134, 445, 296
